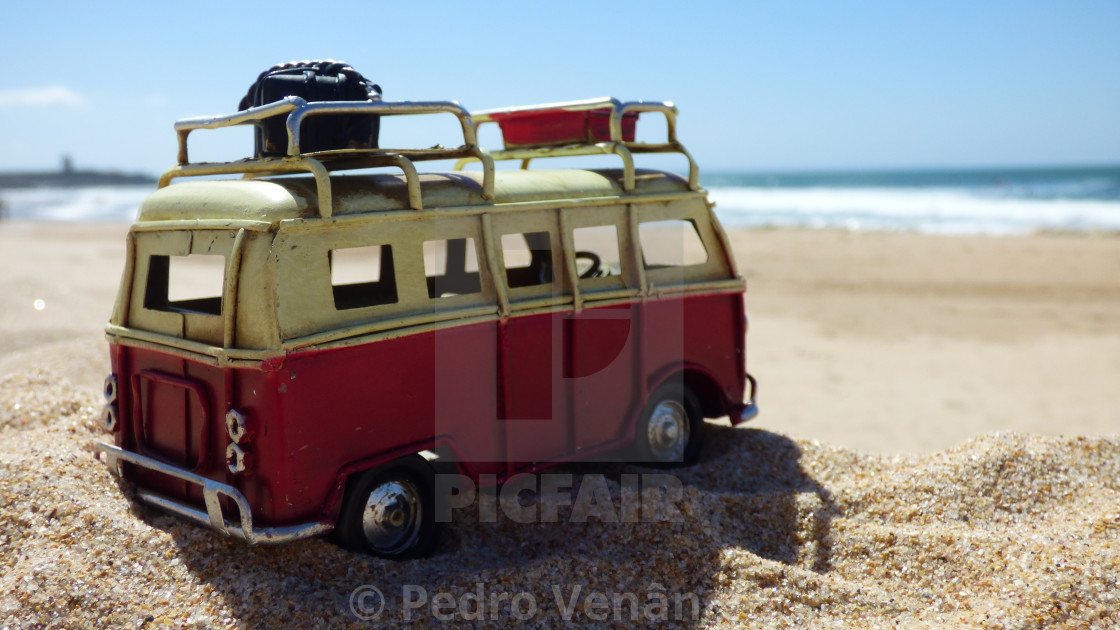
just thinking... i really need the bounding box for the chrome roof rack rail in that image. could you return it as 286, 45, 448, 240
159, 96, 495, 216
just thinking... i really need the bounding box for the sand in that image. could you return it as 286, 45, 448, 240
1, 221, 1118, 628
734, 229, 1120, 452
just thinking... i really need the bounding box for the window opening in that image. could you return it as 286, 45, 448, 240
423, 237, 482, 298
501, 231, 553, 288
638, 220, 708, 268
144, 254, 225, 316
331, 245, 398, 309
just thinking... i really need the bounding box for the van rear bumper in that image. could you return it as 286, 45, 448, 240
731, 372, 760, 425
93, 442, 333, 544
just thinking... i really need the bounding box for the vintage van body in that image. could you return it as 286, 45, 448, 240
95, 96, 758, 558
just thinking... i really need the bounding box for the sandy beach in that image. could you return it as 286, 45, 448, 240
735, 228, 1120, 452
1, 221, 1118, 627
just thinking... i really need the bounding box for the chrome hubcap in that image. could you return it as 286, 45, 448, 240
647, 400, 689, 461
362, 479, 422, 553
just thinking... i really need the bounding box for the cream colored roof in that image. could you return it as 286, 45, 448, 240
138, 168, 694, 223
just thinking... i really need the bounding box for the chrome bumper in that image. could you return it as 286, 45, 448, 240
94, 442, 333, 545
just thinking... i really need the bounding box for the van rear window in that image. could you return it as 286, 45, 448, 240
331, 245, 398, 310
143, 254, 225, 316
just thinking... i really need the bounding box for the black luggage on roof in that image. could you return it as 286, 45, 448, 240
239, 60, 382, 157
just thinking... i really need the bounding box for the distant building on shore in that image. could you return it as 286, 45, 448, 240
0, 156, 156, 189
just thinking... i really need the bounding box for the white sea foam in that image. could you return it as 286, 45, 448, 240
709, 186, 1120, 235
0, 186, 152, 222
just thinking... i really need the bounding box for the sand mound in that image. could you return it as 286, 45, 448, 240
1, 372, 1117, 628
0, 368, 101, 430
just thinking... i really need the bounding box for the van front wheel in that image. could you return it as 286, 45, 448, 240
633, 382, 704, 466
336, 458, 440, 559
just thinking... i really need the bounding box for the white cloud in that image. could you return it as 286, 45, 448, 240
0, 85, 86, 109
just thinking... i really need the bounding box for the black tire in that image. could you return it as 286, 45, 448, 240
335, 456, 441, 559
632, 382, 705, 467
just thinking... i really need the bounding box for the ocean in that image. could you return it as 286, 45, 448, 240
705, 166, 1120, 235
2, 166, 1119, 235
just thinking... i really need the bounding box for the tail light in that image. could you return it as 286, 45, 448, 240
225, 409, 256, 474
102, 375, 119, 432
226, 409, 255, 443
226, 443, 253, 474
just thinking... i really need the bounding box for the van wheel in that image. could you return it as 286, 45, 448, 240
633, 382, 704, 466
336, 457, 440, 559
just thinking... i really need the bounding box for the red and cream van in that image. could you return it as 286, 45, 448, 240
95, 85, 758, 558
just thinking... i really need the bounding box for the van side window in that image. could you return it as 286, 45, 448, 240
638, 220, 708, 268
331, 245, 398, 310
144, 254, 225, 316
424, 237, 482, 298
501, 232, 553, 288
572, 225, 621, 280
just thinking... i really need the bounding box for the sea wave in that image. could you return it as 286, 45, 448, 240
708, 186, 1120, 235
0, 186, 152, 222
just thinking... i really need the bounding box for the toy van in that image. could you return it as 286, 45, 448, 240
94, 76, 758, 558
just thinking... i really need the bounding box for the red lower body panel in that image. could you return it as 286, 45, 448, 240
107, 291, 746, 527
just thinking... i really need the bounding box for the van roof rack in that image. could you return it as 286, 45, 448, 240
159, 96, 699, 218
457, 97, 698, 192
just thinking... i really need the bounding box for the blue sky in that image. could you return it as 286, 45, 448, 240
1, 0, 1118, 175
